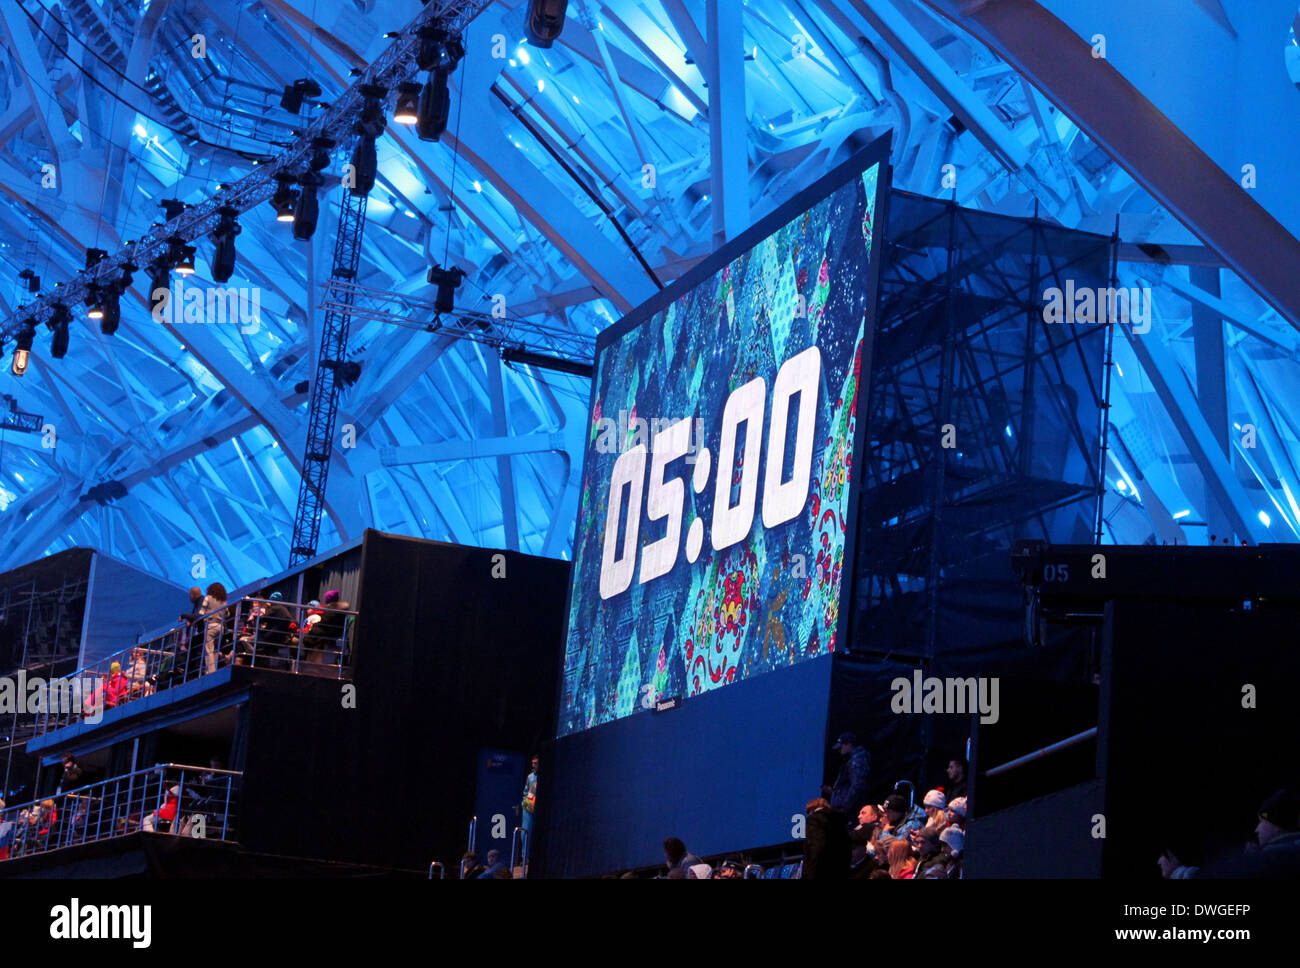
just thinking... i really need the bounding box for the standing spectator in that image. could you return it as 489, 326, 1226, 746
201, 583, 229, 675
57, 753, 85, 793
922, 789, 948, 830
520, 754, 539, 840
946, 756, 968, 801
940, 826, 964, 878
802, 797, 850, 880
663, 837, 702, 875
887, 839, 917, 879
829, 731, 871, 816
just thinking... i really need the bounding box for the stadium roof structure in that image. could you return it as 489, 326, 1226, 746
0, 0, 1296, 587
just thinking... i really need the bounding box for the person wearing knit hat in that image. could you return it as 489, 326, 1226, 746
947, 796, 968, 829
922, 788, 948, 830
939, 826, 965, 878
940, 825, 964, 856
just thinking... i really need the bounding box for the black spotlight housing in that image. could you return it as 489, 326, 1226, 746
175, 245, 197, 275
294, 172, 322, 241
148, 260, 171, 315
426, 263, 466, 314
280, 77, 322, 114
100, 287, 122, 336
416, 26, 448, 71
84, 247, 108, 271
417, 69, 451, 142
211, 207, 240, 283
349, 136, 378, 196
18, 269, 39, 293
525, 0, 568, 48
49, 303, 71, 360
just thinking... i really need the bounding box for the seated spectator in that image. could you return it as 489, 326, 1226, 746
126, 647, 152, 699
663, 836, 702, 875
940, 826, 964, 878
478, 848, 510, 879
876, 793, 925, 852
887, 839, 917, 879
254, 592, 298, 669
141, 784, 181, 833
802, 796, 850, 880
302, 590, 350, 665
849, 803, 882, 876
459, 851, 484, 879
947, 796, 968, 830
687, 862, 713, 879
1247, 788, 1300, 876
1157, 845, 1199, 879
868, 868, 892, 880
715, 859, 743, 879
913, 827, 948, 878
922, 789, 948, 830
103, 662, 130, 709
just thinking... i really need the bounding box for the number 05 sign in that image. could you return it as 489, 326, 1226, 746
559, 139, 890, 737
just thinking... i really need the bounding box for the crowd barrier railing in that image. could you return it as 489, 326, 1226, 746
0, 763, 241, 862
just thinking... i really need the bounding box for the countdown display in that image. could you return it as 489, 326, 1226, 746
558, 142, 889, 737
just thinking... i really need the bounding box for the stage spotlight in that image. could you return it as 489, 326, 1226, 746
159, 198, 186, 222
49, 304, 71, 360
416, 26, 448, 71
280, 77, 322, 114
149, 260, 170, 315
393, 82, 421, 124
294, 173, 322, 241
524, 0, 568, 48
87, 286, 104, 320
174, 245, 196, 275
271, 172, 299, 222
211, 207, 240, 283
417, 69, 451, 142
12, 320, 35, 376
84, 248, 107, 270
443, 33, 466, 71
426, 263, 466, 314
349, 88, 386, 197
18, 269, 39, 293
100, 288, 121, 336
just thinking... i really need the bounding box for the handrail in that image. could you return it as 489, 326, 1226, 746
509, 825, 530, 878
0, 762, 241, 862
25, 596, 359, 737
743, 863, 764, 879
428, 861, 445, 879
983, 727, 1098, 777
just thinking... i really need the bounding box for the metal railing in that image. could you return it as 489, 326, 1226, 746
0, 763, 240, 862
29, 596, 358, 736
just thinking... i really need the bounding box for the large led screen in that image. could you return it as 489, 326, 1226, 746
559, 141, 889, 737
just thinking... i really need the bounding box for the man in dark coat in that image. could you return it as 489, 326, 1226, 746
829, 731, 871, 816
803, 798, 850, 879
